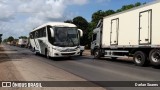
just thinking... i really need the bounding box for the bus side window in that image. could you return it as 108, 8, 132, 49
38, 29, 41, 38
35, 31, 38, 38
32, 32, 35, 38
43, 28, 46, 37
30, 33, 33, 39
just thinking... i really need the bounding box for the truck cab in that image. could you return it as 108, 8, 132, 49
91, 20, 103, 57
91, 28, 101, 55
91, 20, 103, 58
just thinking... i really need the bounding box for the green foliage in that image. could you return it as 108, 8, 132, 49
3, 39, 8, 43
0, 34, 2, 44
91, 10, 105, 25
7, 36, 14, 42
64, 20, 73, 23
73, 16, 89, 34
73, 16, 89, 45
0, 39, 1, 44
91, 10, 115, 25
135, 2, 141, 7
116, 2, 142, 12
19, 36, 28, 39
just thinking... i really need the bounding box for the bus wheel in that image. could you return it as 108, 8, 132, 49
94, 49, 101, 59
133, 51, 147, 66
45, 49, 50, 59
149, 49, 160, 66
32, 47, 35, 52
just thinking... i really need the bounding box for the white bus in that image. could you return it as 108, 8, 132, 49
29, 22, 83, 58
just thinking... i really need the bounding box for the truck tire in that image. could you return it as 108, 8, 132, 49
133, 51, 147, 66
94, 49, 101, 59
149, 49, 160, 66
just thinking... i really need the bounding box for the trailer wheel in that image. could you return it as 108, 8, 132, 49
94, 49, 101, 59
149, 49, 160, 66
133, 51, 147, 66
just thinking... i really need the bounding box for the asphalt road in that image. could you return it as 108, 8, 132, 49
3, 45, 160, 90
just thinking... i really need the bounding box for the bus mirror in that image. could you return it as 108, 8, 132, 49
78, 29, 83, 37
50, 28, 54, 37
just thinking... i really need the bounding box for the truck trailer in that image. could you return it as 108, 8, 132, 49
91, 0, 160, 66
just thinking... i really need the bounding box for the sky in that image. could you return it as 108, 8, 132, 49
0, 0, 154, 39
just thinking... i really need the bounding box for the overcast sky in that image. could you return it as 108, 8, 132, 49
0, 0, 153, 39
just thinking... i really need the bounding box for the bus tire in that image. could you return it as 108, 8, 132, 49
149, 49, 160, 66
111, 57, 117, 60
133, 51, 147, 66
45, 49, 50, 59
32, 47, 35, 52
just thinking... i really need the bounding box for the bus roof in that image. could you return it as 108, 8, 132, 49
33, 22, 77, 31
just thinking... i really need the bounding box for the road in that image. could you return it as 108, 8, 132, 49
1, 45, 160, 90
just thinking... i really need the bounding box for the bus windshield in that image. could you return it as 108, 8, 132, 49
53, 27, 79, 47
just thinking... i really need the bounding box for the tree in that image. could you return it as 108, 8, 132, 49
91, 10, 115, 27
91, 10, 105, 25
3, 39, 8, 43
0, 34, 2, 44
116, 2, 143, 12
104, 10, 115, 16
72, 16, 89, 46
7, 36, 14, 42
135, 2, 141, 7
64, 20, 73, 23
73, 16, 89, 34
86, 22, 97, 48
19, 36, 27, 39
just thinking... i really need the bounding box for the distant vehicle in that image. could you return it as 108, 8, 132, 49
10, 39, 18, 46
29, 22, 83, 58
18, 39, 28, 47
91, 0, 160, 66
7, 42, 11, 45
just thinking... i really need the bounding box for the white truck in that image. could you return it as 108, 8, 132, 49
18, 39, 28, 47
91, 0, 160, 66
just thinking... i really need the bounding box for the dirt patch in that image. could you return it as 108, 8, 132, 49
0, 45, 4, 51
0, 46, 11, 62
0, 53, 10, 62
0, 45, 25, 82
